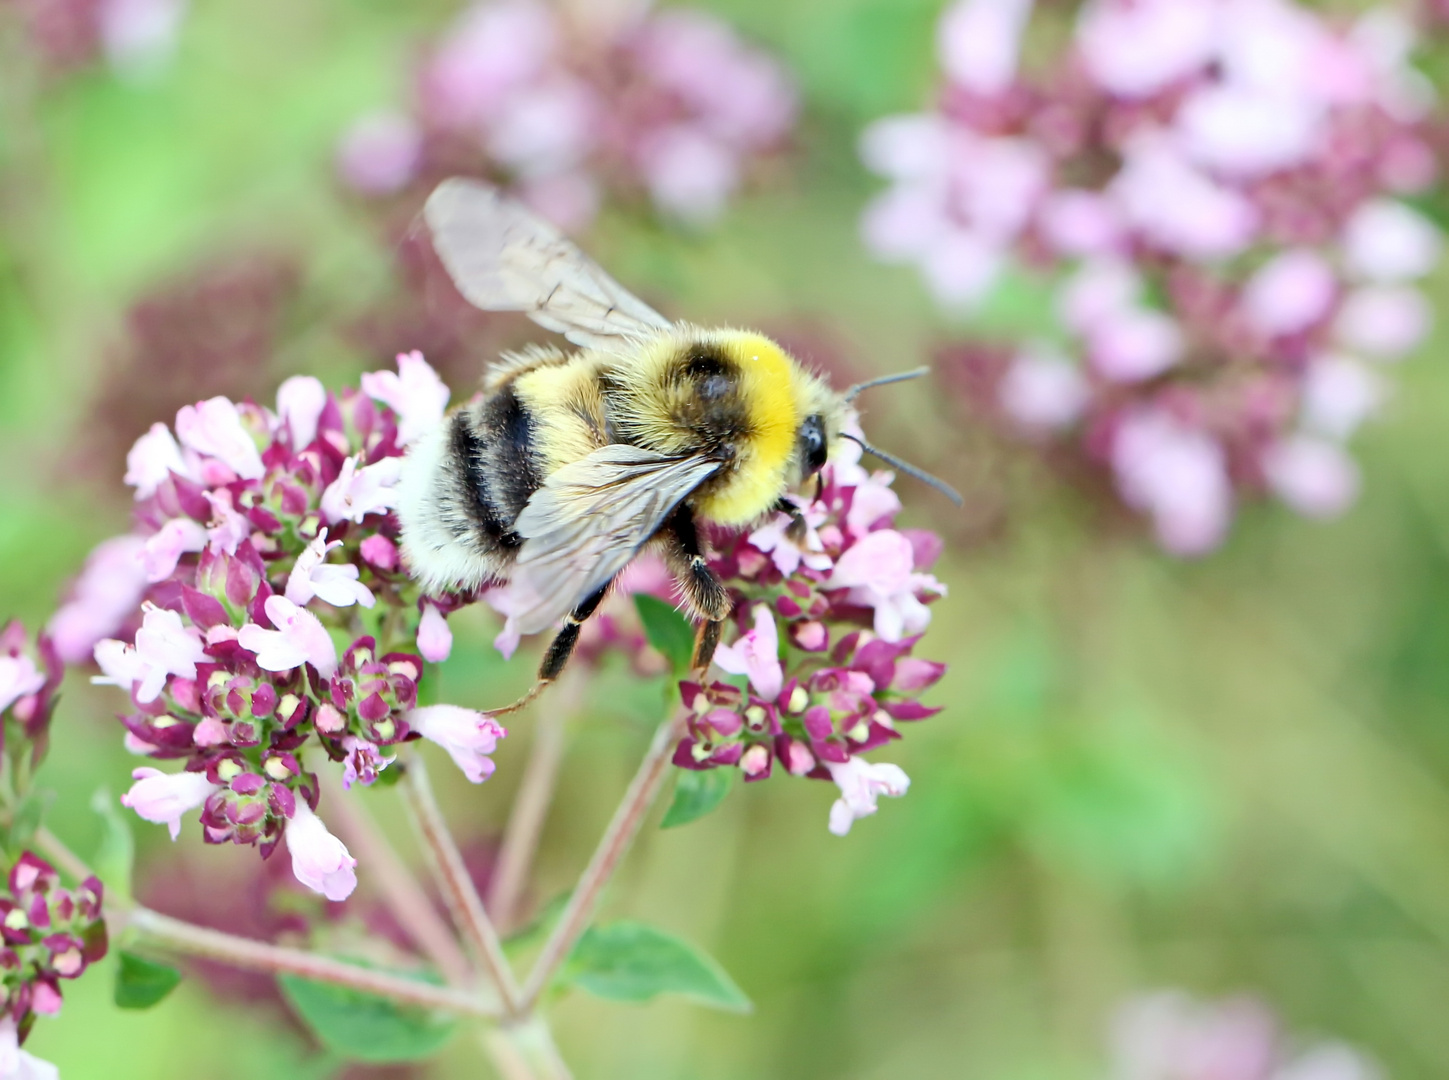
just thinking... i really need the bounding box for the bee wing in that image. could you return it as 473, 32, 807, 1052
424, 177, 674, 349
507, 444, 721, 635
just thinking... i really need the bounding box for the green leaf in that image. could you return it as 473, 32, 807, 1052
562, 921, 751, 1012
660, 769, 734, 829
114, 950, 181, 1010
90, 788, 134, 903
278, 972, 458, 1064
634, 594, 694, 675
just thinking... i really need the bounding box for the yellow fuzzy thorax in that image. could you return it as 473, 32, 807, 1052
693, 332, 801, 526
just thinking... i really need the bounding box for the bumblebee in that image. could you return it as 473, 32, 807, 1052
399, 178, 958, 713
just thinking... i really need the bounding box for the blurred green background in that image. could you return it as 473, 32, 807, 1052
5, 0, 1449, 1077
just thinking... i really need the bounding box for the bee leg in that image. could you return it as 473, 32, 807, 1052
488, 581, 613, 716
661, 507, 731, 675
773, 496, 808, 543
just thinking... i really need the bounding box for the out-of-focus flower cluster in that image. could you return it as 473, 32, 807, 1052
0, 623, 62, 771
335, 0, 797, 229
862, 0, 1444, 555
0, 854, 106, 1049
1110, 990, 1383, 1080
678, 425, 947, 836
60, 352, 507, 902
6, 0, 188, 81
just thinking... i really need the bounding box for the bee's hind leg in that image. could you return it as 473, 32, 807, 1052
487, 580, 614, 716
661, 507, 732, 677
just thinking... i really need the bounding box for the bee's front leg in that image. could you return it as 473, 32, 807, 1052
773, 496, 808, 543
489, 581, 613, 716
660, 507, 731, 675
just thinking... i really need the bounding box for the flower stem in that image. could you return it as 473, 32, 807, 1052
126, 906, 501, 1018
402, 750, 524, 1016
319, 771, 473, 987
482, 1015, 575, 1080
33, 827, 93, 884
488, 675, 579, 933
518, 712, 684, 1011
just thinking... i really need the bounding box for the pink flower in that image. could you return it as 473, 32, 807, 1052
825, 757, 911, 836
1076, 0, 1218, 99
0, 1014, 57, 1080
360, 534, 399, 571
92, 603, 206, 703
120, 766, 219, 840
123, 421, 193, 498
1038, 189, 1124, 257
828, 530, 945, 642
483, 582, 530, 659
1342, 199, 1442, 282
1057, 258, 1141, 335
422, 0, 557, 128
406, 705, 506, 783
748, 505, 832, 576
1112, 410, 1232, 556
1089, 308, 1184, 383
360, 352, 449, 446
320, 455, 402, 524
937, 0, 1034, 96
416, 603, 453, 663
341, 736, 395, 790
204, 489, 251, 555
1240, 249, 1337, 338
174, 396, 266, 481
285, 530, 375, 609
275, 375, 328, 449
1110, 992, 1277, 1080
1110, 137, 1258, 260
1263, 436, 1360, 519
140, 517, 208, 583
48, 535, 148, 663
285, 802, 357, 902
1301, 355, 1383, 441
1335, 285, 1430, 359
99, 0, 185, 80
337, 110, 422, 195
712, 604, 783, 701
0, 654, 45, 716
1175, 84, 1321, 178
999, 347, 1089, 431
639, 125, 739, 226
238, 596, 339, 678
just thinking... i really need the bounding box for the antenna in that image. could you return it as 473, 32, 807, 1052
844, 367, 930, 402
841, 432, 964, 507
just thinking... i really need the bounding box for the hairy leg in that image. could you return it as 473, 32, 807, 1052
488, 580, 613, 716
660, 507, 731, 674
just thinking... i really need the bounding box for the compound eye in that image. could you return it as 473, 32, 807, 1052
800, 414, 828, 475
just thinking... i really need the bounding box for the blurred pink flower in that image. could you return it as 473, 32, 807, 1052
120, 767, 218, 840
0, 655, 45, 717
359, 534, 399, 571
1077, 0, 1218, 99
320, 455, 402, 524
712, 603, 783, 701
825, 757, 910, 836
1263, 436, 1360, 519
140, 517, 207, 583
937, 0, 1034, 96
1334, 285, 1430, 359
1090, 308, 1184, 383
1112, 411, 1232, 556
285, 531, 375, 609
999, 348, 1089, 431
285, 802, 357, 902
1240, 249, 1337, 338
1341, 199, 1441, 282
47, 536, 149, 663
406, 705, 506, 783
336, 110, 422, 196
204, 489, 251, 555
1175, 84, 1321, 178
0, 1014, 57, 1080
275, 376, 327, 450
1110, 137, 1259, 260
416, 603, 453, 663
238, 596, 338, 678
1301, 355, 1383, 440
123, 422, 193, 498
360, 351, 449, 447
99, 0, 187, 80
639, 125, 739, 226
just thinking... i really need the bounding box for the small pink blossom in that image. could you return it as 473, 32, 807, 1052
1301, 356, 1384, 441
1240, 249, 1337, 338
360, 352, 450, 446
92, 604, 206, 703
827, 530, 945, 642
406, 705, 506, 783
639, 125, 738, 226
748, 505, 832, 576
174, 396, 266, 481
1057, 258, 1141, 335
416, 603, 453, 663
0, 655, 45, 716
937, 0, 1034, 96
285, 802, 358, 902
0, 1015, 57, 1080
49, 534, 150, 662
1089, 308, 1184, 382
1110, 137, 1259, 260
825, 756, 911, 836
360, 534, 399, 571
1175, 84, 1321, 178
999, 347, 1089, 431
1335, 285, 1430, 359
204, 489, 251, 555
1263, 436, 1360, 519
123, 421, 193, 498
120, 767, 219, 840
713, 604, 783, 701
320, 455, 403, 524
1342, 199, 1442, 282
1076, 0, 1218, 99
483, 582, 530, 658
285, 530, 375, 609
337, 110, 423, 195
140, 517, 208, 583
1039, 189, 1123, 257
275, 375, 328, 449
340, 736, 395, 789
1112, 410, 1232, 556
238, 596, 339, 678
